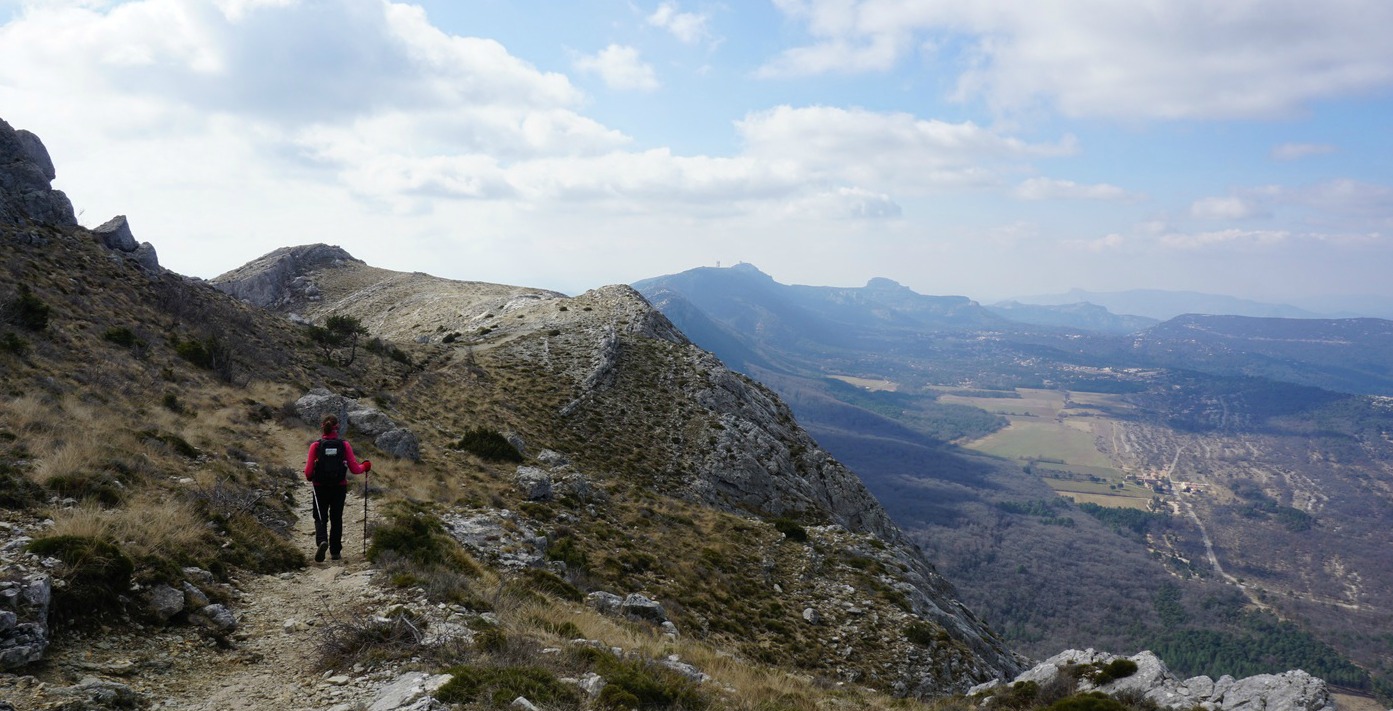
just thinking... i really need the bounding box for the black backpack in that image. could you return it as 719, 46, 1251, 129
312, 437, 348, 485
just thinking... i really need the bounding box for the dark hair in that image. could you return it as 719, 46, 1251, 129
321, 414, 339, 436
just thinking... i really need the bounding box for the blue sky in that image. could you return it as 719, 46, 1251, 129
1, 0, 1390, 309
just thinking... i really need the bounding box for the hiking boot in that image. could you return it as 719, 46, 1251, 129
330, 553, 342, 561
315, 542, 328, 562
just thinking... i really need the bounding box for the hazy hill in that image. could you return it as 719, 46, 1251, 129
987, 300, 1159, 334
1131, 314, 1393, 396
1011, 288, 1325, 321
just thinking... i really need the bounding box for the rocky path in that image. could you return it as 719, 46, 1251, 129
149, 486, 385, 710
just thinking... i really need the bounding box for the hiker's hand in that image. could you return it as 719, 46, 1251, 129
362, 460, 372, 472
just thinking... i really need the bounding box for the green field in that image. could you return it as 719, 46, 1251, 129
946, 388, 1151, 506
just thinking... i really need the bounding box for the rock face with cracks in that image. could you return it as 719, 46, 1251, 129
0, 118, 76, 227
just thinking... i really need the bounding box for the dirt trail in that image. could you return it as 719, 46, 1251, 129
148, 486, 386, 711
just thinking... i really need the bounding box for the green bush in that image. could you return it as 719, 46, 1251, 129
0, 332, 26, 356
0, 463, 43, 509
103, 327, 140, 348
1094, 659, 1139, 684
45, 470, 125, 506
28, 535, 134, 621
436, 665, 581, 707
771, 517, 807, 542
453, 427, 523, 462
8, 285, 50, 331
571, 647, 708, 710
905, 621, 943, 646
519, 567, 583, 602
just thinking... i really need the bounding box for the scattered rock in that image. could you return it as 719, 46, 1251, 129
190, 603, 238, 635
585, 591, 623, 615
144, 583, 185, 623
47, 676, 148, 710
367, 671, 451, 711
620, 593, 666, 622
980, 649, 1338, 711
515, 467, 553, 501
802, 607, 821, 625
375, 428, 421, 462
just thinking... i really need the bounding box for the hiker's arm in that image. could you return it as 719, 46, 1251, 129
343, 441, 370, 475
303, 441, 319, 480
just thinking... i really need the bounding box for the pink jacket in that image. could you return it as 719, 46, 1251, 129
303, 430, 370, 486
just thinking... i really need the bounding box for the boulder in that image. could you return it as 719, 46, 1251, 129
990, 649, 1338, 711
0, 572, 51, 670
93, 215, 138, 252
515, 467, 552, 501
620, 593, 666, 622
0, 119, 77, 227
191, 603, 237, 634
48, 676, 148, 710
144, 583, 185, 623
376, 428, 421, 462
585, 591, 623, 615
367, 671, 451, 711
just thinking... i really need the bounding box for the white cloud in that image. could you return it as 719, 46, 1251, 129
1160, 229, 1290, 249
647, 1, 711, 45
1272, 142, 1337, 161
1190, 196, 1264, 220
763, 1, 1393, 120
736, 105, 1075, 190
572, 44, 661, 92
1014, 178, 1134, 201
1065, 233, 1126, 252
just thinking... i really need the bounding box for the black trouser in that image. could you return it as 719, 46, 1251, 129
312, 483, 349, 555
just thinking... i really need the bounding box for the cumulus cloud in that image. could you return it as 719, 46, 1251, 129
1014, 178, 1135, 201
572, 44, 661, 91
647, 1, 711, 45
763, 0, 1393, 120
1272, 142, 1337, 161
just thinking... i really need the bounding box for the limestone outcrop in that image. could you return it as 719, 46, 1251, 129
294, 388, 422, 461
972, 649, 1337, 711
0, 119, 77, 227
212, 244, 361, 309
93, 215, 160, 272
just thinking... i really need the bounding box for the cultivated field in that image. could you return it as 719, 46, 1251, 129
939, 388, 1151, 508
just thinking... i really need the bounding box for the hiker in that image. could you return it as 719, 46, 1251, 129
303, 414, 371, 562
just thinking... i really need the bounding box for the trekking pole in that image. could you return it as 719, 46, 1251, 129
362, 470, 369, 556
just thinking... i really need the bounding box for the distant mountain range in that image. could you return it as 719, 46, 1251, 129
1008, 287, 1393, 321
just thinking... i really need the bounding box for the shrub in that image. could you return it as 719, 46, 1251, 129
0, 332, 26, 356
771, 517, 807, 542
436, 665, 581, 708
103, 327, 140, 348
904, 621, 942, 646
1094, 659, 1139, 684
45, 469, 125, 506
453, 427, 523, 462
27, 535, 134, 622
7, 285, 50, 331
316, 609, 459, 671
571, 647, 708, 710
0, 462, 44, 509
365, 337, 411, 365
519, 567, 583, 602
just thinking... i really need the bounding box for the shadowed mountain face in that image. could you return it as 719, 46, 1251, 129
635, 263, 1393, 696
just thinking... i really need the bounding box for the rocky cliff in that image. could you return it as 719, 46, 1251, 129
0, 118, 76, 227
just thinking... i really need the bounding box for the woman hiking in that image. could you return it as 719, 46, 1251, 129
304, 414, 371, 562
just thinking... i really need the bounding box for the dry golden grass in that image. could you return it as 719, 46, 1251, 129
46, 497, 208, 560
